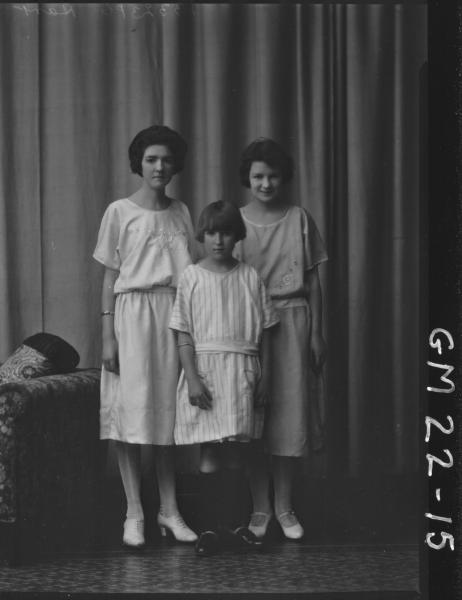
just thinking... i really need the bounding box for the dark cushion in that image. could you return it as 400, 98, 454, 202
23, 333, 80, 372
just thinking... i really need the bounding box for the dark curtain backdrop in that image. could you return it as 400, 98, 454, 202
0, 3, 427, 475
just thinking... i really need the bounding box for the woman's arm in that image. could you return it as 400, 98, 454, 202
306, 266, 326, 373
101, 267, 119, 374
177, 331, 212, 410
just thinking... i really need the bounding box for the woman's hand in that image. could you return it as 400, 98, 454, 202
102, 335, 119, 374
310, 331, 326, 374
188, 376, 213, 410
255, 373, 270, 408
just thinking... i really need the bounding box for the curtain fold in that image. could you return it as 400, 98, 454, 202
0, 9, 42, 346
0, 3, 427, 474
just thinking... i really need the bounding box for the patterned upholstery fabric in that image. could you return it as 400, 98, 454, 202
0, 345, 57, 384
0, 369, 101, 524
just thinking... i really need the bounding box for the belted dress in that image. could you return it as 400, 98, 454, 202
169, 261, 279, 445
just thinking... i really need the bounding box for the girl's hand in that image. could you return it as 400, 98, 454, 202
255, 374, 270, 408
188, 376, 213, 410
102, 336, 119, 374
310, 332, 326, 374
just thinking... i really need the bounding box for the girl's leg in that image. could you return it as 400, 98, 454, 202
221, 443, 248, 531
220, 443, 262, 550
273, 455, 304, 539
155, 445, 197, 542
116, 441, 145, 547
195, 443, 222, 556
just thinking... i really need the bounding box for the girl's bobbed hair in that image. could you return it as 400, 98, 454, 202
239, 137, 294, 187
128, 125, 188, 176
196, 201, 246, 243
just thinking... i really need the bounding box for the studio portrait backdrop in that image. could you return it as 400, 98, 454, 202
0, 2, 426, 496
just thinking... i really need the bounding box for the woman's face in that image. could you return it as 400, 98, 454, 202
141, 145, 176, 190
248, 161, 283, 203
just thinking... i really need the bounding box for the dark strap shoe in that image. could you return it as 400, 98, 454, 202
195, 531, 220, 557
232, 526, 264, 551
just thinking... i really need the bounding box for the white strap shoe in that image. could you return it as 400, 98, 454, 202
276, 510, 304, 540
248, 511, 273, 539
157, 512, 198, 543
123, 518, 145, 547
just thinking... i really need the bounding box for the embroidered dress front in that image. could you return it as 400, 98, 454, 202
234, 205, 328, 456
93, 197, 197, 444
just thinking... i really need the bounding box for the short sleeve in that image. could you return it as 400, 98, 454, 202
169, 268, 193, 334
258, 277, 279, 329
93, 203, 121, 270
302, 209, 328, 271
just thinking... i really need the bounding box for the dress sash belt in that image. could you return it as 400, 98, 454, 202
195, 340, 259, 356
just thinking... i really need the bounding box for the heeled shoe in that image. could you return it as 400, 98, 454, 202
195, 531, 220, 557
248, 511, 273, 539
123, 518, 145, 548
157, 512, 198, 543
276, 510, 304, 540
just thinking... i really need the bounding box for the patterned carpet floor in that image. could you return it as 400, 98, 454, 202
0, 542, 419, 595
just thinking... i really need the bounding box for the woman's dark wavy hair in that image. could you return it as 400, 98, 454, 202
239, 137, 294, 187
196, 201, 246, 243
128, 125, 188, 176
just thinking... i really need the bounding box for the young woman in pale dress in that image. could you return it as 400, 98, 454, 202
93, 125, 197, 548
234, 138, 328, 541
169, 201, 279, 556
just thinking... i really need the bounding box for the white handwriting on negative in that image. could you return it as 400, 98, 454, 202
13, 4, 76, 17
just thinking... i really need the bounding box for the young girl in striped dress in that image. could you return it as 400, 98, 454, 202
93, 125, 197, 548
169, 201, 279, 556
234, 138, 328, 541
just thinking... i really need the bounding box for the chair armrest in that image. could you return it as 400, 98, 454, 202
0, 369, 101, 524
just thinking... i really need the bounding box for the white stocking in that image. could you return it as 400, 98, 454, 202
116, 441, 144, 520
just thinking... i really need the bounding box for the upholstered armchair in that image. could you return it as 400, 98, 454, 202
0, 368, 102, 565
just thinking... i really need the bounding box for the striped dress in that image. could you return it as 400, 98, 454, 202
169, 262, 279, 445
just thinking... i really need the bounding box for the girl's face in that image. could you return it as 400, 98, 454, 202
203, 229, 236, 262
141, 145, 175, 190
248, 161, 283, 204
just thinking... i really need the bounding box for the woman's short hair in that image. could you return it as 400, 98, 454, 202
196, 201, 246, 243
239, 137, 294, 187
128, 125, 188, 176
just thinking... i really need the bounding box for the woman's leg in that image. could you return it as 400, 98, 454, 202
116, 441, 143, 519
246, 441, 273, 538
272, 455, 295, 516
155, 445, 178, 516
156, 445, 197, 542
247, 441, 272, 515
273, 455, 304, 539
116, 441, 145, 547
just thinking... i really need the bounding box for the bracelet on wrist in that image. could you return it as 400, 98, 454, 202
101, 311, 115, 317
